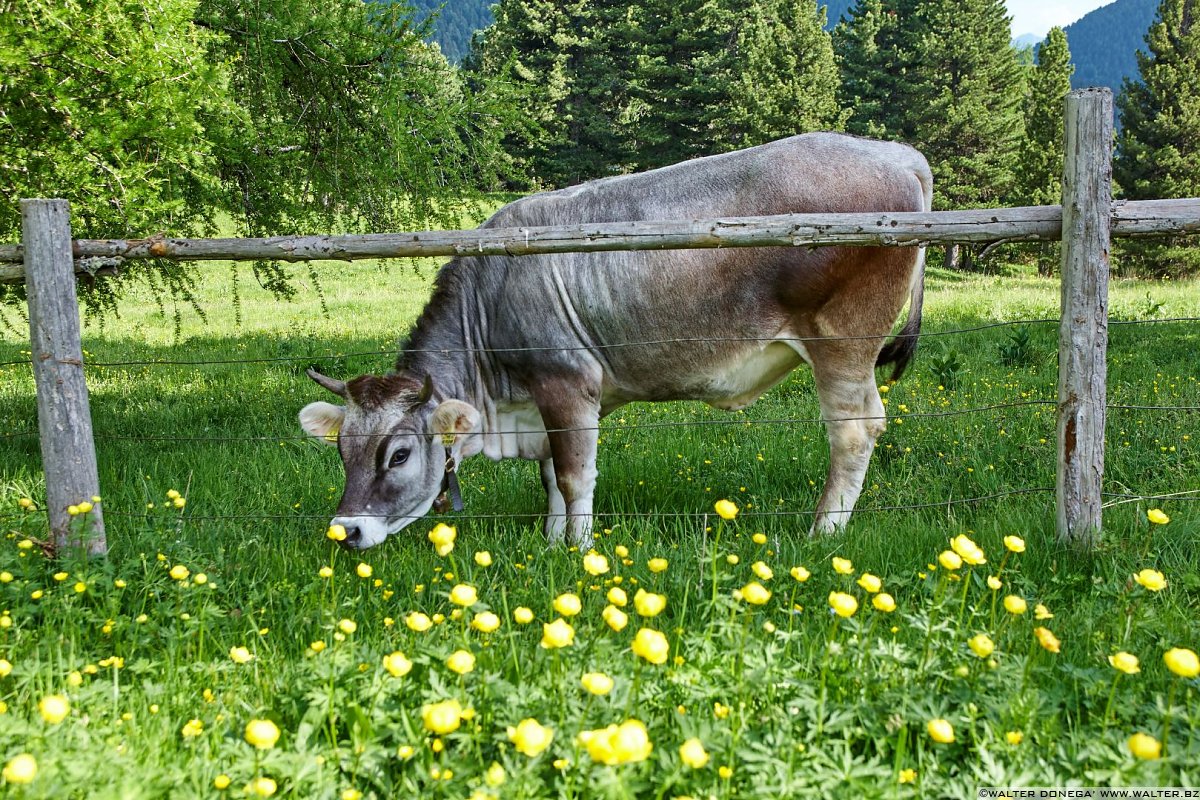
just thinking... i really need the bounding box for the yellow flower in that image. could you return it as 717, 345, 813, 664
383, 651, 413, 677
428, 523, 457, 553
1163, 647, 1200, 678
181, 718, 204, 738
631, 628, 670, 664
449, 584, 479, 607
752, 532, 768, 545
422, 699, 463, 734
508, 718, 554, 757
1108, 652, 1141, 675
968, 633, 995, 658
1005, 731, 1024, 745
0, 659, 10, 678
1034, 626, 1061, 654
1147, 508, 1170, 525
856, 573, 882, 593
1127, 731, 1161, 760
327, 524, 347, 541
937, 550, 962, 571
169, 564, 190, 581
337, 618, 357, 635
472, 611, 501, 633
474, 551, 493, 567
615, 545, 629, 558
898, 768, 916, 784
725, 554, 739, 565
484, 762, 506, 787
406, 612, 432, 632
926, 718, 955, 744
541, 618, 576, 649
634, 588, 667, 617
872, 593, 896, 613
446, 649, 476, 675
740, 581, 772, 605
245, 718, 281, 749
38, 694, 70, 724
679, 737, 709, 768
790, 566, 811, 582
229, 646, 254, 664
1004, 535, 1026, 553
53, 571, 68, 582
986, 575, 1002, 591
1134, 569, 1167, 592
751, 561, 774, 581
583, 552, 610, 575
1002, 595, 1027, 615
2, 753, 37, 785
214, 774, 231, 789
553, 592, 582, 616
714, 499, 739, 520
1034, 603, 1054, 620
713, 702, 731, 719
355, 562, 372, 579
832, 556, 854, 575
318, 566, 333, 579
513, 607, 534, 624
341, 790, 362, 800
580, 672, 614, 695
648, 557, 669, 573
603, 605, 629, 632
950, 534, 986, 565
578, 720, 652, 765
249, 777, 277, 797
607, 586, 628, 606
718, 765, 734, 779
828, 591, 858, 618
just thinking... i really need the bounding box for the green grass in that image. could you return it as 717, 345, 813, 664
0, 257, 1198, 797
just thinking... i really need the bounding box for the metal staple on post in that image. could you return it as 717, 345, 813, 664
1056, 88, 1114, 547
21, 199, 107, 555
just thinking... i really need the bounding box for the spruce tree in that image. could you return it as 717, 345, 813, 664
1115, 0, 1200, 275
1018, 27, 1074, 208
834, 0, 921, 139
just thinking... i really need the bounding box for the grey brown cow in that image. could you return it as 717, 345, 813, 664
299, 133, 933, 549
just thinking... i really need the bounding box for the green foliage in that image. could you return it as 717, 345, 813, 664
1115, 0, 1200, 276
403, 0, 495, 62
1018, 28, 1073, 208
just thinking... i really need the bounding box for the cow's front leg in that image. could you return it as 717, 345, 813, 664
533, 379, 600, 548
811, 366, 886, 534
539, 458, 569, 544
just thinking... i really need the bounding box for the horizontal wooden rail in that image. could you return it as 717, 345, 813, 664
1, 198, 1198, 284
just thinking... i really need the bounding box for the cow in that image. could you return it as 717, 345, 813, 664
299, 133, 933, 550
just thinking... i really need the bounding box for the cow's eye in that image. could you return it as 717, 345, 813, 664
388, 448, 411, 469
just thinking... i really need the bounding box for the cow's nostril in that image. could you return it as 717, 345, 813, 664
340, 526, 363, 548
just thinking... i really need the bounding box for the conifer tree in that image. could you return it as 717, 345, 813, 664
1115, 0, 1200, 275
834, 0, 921, 139
1018, 28, 1074, 208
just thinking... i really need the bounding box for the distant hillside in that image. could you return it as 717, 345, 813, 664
822, 0, 854, 27
1064, 0, 1158, 91
406, 0, 493, 63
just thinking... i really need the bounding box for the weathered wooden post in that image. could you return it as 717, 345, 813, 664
22, 199, 107, 555
1056, 88, 1113, 547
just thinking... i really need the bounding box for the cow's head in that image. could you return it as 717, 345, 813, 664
298, 369, 479, 549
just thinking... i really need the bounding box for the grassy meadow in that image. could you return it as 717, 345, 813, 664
0, 250, 1198, 798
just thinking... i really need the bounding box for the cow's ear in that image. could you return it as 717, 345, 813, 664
299, 401, 346, 445
431, 400, 480, 446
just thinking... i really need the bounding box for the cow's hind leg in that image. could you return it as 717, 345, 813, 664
532, 376, 601, 548
809, 358, 887, 534
540, 458, 569, 544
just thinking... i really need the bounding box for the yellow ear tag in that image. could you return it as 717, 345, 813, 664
440, 432, 455, 447
324, 422, 340, 443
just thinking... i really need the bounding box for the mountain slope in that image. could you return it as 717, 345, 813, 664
1063, 0, 1158, 91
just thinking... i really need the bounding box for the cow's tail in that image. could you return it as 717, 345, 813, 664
876, 155, 932, 383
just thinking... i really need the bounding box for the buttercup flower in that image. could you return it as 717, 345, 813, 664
607, 587, 628, 606
508, 718, 554, 757
714, 500, 739, 520
1147, 509, 1169, 525
828, 591, 858, 618
832, 557, 854, 575
986, 575, 1002, 591
631, 628, 670, 664
751, 561, 773, 581
407, 612, 433, 632
740, 581, 771, 606
1034, 603, 1054, 620
513, 607, 535, 624
1034, 627, 1061, 654
648, 558, 668, 573
578, 720, 652, 765
580, 672, 615, 695
1004, 595, 1027, 615
1127, 732, 1161, 760
968, 633, 995, 658
856, 573, 882, 593
541, 618, 576, 649
181, 718, 204, 738
634, 588, 667, 616
554, 592, 582, 616
485, 763, 506, 787
472, 611, 501, 633
327, 524, 347, 542
383, 651, 413, 677
169, 564, 190, 581
583, 552, 610, 576
355, 563, 372, 579
249, 777, 277, 797
926, 718, 955, 744
950, 534, 986, 565
2, 753, 37, 785
679, 737, 710, 769
1108, 652, 1140, 675
790, 566, 811, 582
1163, 647, 1200, 678
1134, 569, 1167, 592
422, 699, 463, 734
450, 584, 479, 607
428, 523, 457, 556
337, 619, 357, 635
603, 605, 629, 632
446, 649, 476, 675
938, 550, 962, 571
898, 768, 916, 784
1004, 535, 1026, 553
872, 593, 896, 612
1006, 731, 1024, 745
474, 551, 493, 567
38, 694, 70, 724
245, 718, 281, 749
229, 646, 254, 664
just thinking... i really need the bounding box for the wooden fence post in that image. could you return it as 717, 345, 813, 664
1056, 88, 1113, 547
22, 199, 107, 556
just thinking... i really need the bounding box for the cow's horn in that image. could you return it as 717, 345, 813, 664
416, 374, 435, 404
307, 368, 348, 398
